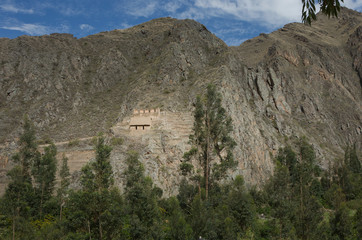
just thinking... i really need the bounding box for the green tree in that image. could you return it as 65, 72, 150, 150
12, 116, 38, 183
331, 204, 355, 240
3, 166, 34, 240
355, 207, 362, 239
212, 205, 240, 240
89, 136, 113, 240
324, 183, 346, 209
331, 145, 362, 201
31, 143, 57, 218
294, 138, 323, 239
3, 116, 38, 239
346, 143, 361, 174
93, 137, 114, 191
177, 179, 198, 214
65, 136, 115, 240
57, 154, 70, 221
99, 188, 125, 240
181, 84, 236, 199
189, 193, 209, 239
276, 145, 298, 184
262, 139, 324, 240
64, 190, 95, 239
264, 158, 297, 238
162, 197, 193, 240
227, 176, 255, 233
302, 0, 344, 25
124, 151, 161, 239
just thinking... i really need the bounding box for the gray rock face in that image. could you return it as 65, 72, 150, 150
0, 8, 361, 194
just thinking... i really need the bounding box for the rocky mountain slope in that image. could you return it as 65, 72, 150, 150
0, 8, 361, 196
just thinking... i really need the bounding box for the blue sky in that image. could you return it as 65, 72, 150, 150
0, 0, 361, 46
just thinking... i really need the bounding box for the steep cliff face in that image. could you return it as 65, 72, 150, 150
223, 8, 362, 185
0, 8, 361, 195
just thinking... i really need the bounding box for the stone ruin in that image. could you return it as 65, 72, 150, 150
129, 108, 160, 130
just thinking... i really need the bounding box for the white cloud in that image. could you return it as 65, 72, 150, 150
225, 37, 249, 46
126, 1, 157, 17
33, 1, 84, 16
215, 26, 252, 36
176, 7, 206, 20
193, 0, 303, 29
120, 23, 132, 29
342, 0, 362, 10
1, 20, 69, 36
2, 23, 50, 35
210, 20, 262, 45
118, 0, 361, 29
0, 4, 34, 14
80, 24, 94, 31
163, 1, 182, 13
60, 6, 82, 16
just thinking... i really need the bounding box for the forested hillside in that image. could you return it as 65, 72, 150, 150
0, 87, 360, 239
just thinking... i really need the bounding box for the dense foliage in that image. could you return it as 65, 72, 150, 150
1, 100, 361, 239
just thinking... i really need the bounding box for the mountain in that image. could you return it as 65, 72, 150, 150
0, 8, 361, 196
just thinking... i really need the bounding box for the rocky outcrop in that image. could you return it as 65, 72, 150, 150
0, 8, 361, 195
348, 26, 362, 82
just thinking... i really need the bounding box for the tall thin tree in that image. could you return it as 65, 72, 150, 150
31, 143, 57, 218
4, 116, 38, 239
57, 154, 70, 221
181, 84, 236, 198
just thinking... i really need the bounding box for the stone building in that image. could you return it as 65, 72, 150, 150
129, 108, 160, 131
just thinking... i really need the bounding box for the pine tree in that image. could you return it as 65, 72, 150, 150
347, 143, 361, 174
57, 154, 70, 221
181, 84, 236, 198
163, 197, 193, 240
265, 154, 297, 238
263, 139, 324, 240
189, 193, 209, 239
4, 116, 38, 239
331, 144, 362, 201
3, 166, 34, 240
65, 136, 114, 239
226, 176, 255, 233
331, 204, 354, 240
31, 143, 57, 218
93, 137, 113, 191
124, 151, 161, 239
12, 116, 38, 183
294, 138, 323, 240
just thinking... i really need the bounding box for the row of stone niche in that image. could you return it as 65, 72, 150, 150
133, 108, 160, 115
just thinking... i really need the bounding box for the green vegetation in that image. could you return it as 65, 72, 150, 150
67, 138, 80, 147
0, 90, 361, 239
37, 135, 52, 145
181, 84, 236, 198
301, 0, 344, 25
253, 139, 361, 240
57, 154, 70, 221
110, 136, 123, 146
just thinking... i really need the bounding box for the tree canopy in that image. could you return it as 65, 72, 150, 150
181, 84, 236, 198
302, 0, 344, 25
